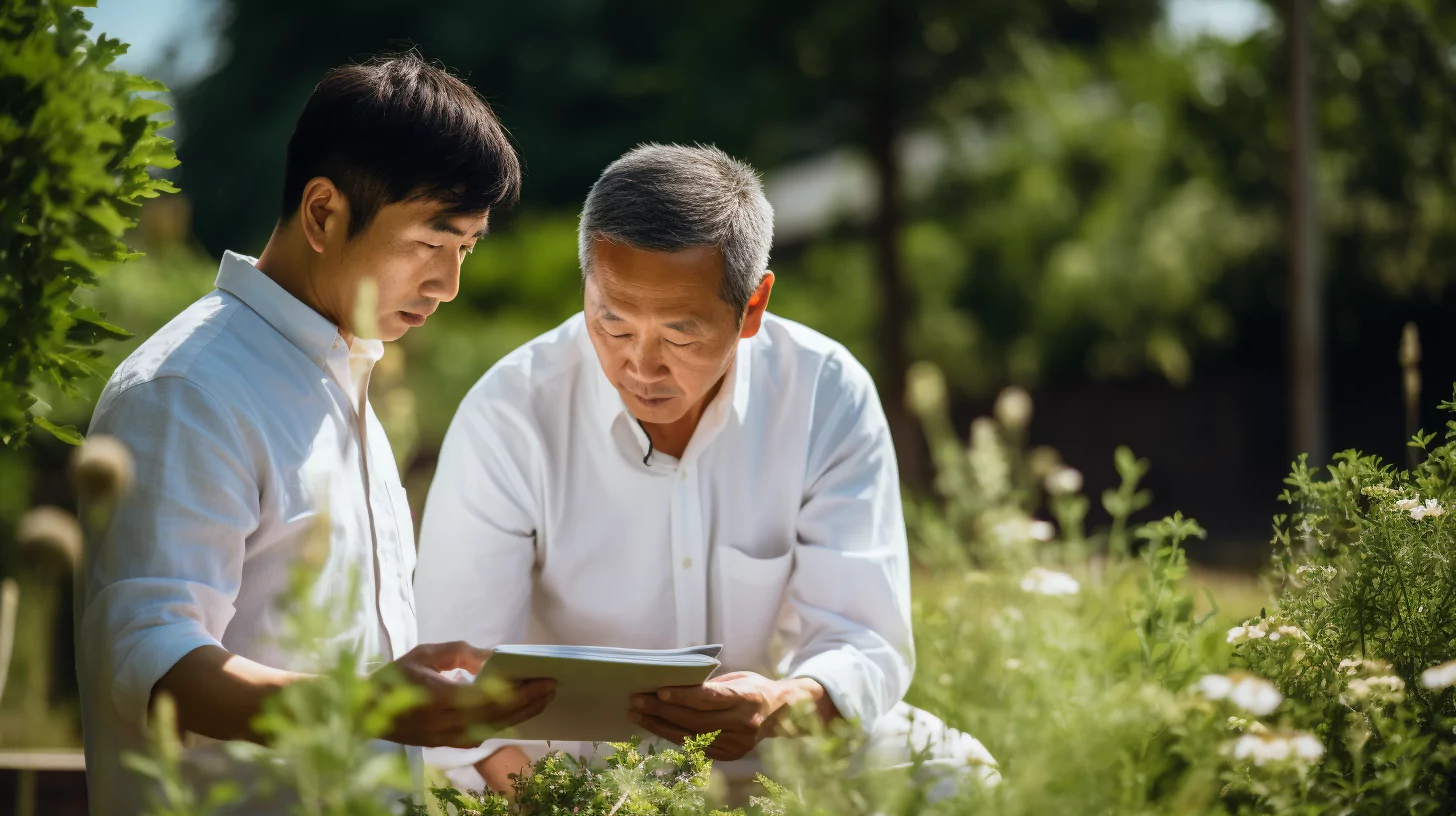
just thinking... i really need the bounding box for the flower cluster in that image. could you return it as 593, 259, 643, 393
1197, 672, 1282, 716
1019, 567, 1080, 596
1394, 495, 1446, 520
1227, 619, 1304, 645
1226, 730, 1325, 768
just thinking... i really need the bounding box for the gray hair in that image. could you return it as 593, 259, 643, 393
578, 143, 774, 314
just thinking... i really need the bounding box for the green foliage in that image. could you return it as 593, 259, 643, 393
0, 0, 177, 445
1223, 386, 1456, 811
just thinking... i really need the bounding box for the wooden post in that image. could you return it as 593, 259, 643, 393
1287, 0, 1326, 464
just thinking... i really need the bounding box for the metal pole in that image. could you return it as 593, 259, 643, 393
1287, 0, 1326, 463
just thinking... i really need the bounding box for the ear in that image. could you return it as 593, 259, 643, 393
739, 271, 775, 339
298, 177, 349, 254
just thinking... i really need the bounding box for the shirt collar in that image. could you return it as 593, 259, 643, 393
579, 319, 754, 458
214, 250, 345, 373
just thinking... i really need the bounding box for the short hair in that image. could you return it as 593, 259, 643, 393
578, 144, 774, 314
281, 51, 520, 237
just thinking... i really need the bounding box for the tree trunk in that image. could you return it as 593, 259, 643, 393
1286, 0, 1326, 464
867, 0, 922, 486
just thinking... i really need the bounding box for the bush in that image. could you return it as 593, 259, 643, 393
0, 0, 177, 445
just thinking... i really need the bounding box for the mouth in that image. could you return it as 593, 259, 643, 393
627, 390, 677, 408
398, 310, 430, 328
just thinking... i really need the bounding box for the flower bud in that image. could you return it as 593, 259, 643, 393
1045, 466, 1084, 496
994, 386, 1032, 431
905, 362, 947, 417
71, 434, 134, 504
16, 506, 82, 570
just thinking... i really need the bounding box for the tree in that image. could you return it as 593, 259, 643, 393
0, 0, 178, 445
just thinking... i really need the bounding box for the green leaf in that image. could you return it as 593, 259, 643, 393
34, 415, 83, 445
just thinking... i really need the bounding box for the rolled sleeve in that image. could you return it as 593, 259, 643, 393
82, 377, 257, 727
784, 354, 914, 731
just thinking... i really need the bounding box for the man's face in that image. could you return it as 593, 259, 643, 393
584, 238, 746, 426
325, 198, 488, 341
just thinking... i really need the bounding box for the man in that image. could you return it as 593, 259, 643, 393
78, 53, 554, 815
415, 144, 996, 795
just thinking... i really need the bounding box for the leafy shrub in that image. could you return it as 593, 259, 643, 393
0, 0, 177, 445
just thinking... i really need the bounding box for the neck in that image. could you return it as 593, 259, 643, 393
255, 223, 352, 345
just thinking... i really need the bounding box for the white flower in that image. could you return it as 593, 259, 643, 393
1198, 672, 1282, 716
1344, 675, 1406, 704
1276, 625, 1304, 639
1226, 626, 1249, 644
1228, 730, 1323, 768
1020, 567, 1080, 596
1247, 623, 1268, 640
1420, 658, 1456, 690
1423, 499, 1446, 518
1396, 497, 1422, 512
905, 362, 947, 416
1029, 520, 1055, 542
1045, 467, 1084, 496
994, 386, 1033, 431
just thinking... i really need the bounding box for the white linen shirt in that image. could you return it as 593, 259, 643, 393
415, 312, 914, 772
78, 251, 419, 815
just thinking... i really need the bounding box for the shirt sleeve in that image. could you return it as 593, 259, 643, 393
414, 374, 542, 771
784, 353, 915, 732
80, 376, 258, 727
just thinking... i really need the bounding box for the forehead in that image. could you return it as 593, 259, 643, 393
588, 239, 728, 317
375, 197, 489, 236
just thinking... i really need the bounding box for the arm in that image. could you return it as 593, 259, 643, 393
782, 353, 915, 729
630, 354, 911, 758
414, 377, 545, 778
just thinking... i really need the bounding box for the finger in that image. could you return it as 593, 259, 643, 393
421, 641, 493, 673
628, 711, 694, 745
483, 688, 556, 728
656, 683, 738, 711
631, 695, 741, 734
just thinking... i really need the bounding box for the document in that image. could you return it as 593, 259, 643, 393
478, 644, 723, 742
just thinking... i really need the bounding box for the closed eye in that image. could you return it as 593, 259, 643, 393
665, 339, 692, 348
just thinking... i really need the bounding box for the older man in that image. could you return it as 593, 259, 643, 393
415, 144, 995, 794
78, 54, 553, 815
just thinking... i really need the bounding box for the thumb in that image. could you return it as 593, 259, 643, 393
418, 641, 493, 673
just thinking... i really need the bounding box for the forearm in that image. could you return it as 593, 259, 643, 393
151, 644, 311, 741
475, 745, 533, 796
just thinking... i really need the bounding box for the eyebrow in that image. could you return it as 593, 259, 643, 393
596, 308, 699, 334
428, 216, 489, 240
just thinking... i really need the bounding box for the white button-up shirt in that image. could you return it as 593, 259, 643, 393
415, 312, 913, 772
78, 251, 419, 815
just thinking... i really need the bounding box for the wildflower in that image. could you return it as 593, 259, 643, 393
905, 362, 947, 417
993, 386, 1033, 431
1020, 567, 1079, 596
1395, 497, 1422, 512
1229, 620, 1268, 644
1227, 730, 1324, 768
1409, 498, 1445, 520
1343, 675, 1405, 705
71, 434, 135, 503
1197, 672, 1282, 716
16, 506, 83, 569
1044, 467, 1083, 496
1028, 520, 1055, 542
1420, 658, 1456, 690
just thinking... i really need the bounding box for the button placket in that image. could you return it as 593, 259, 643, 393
669, 465, 708, 647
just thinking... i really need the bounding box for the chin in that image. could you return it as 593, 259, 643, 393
624, 392, 687, 424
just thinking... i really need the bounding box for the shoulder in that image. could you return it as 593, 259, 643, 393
752, 313, 879, 407
454, 313, 590, 428
94, 290, 247, 416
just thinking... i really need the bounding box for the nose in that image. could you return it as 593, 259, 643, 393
626, 337, 668, 381
422, 253, 463, 303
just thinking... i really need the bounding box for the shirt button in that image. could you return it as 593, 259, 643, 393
682, 557, 693, 569
680, 469, 688, 481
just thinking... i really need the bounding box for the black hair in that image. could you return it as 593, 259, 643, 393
281, 51, 521, 237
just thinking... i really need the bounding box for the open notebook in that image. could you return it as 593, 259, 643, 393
477, 644, 723, 742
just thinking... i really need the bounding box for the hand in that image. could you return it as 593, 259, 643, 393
627, 671, 833, 761
381, 641, 555, 748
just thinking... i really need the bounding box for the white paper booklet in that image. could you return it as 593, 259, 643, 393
477, 644, 723, 742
